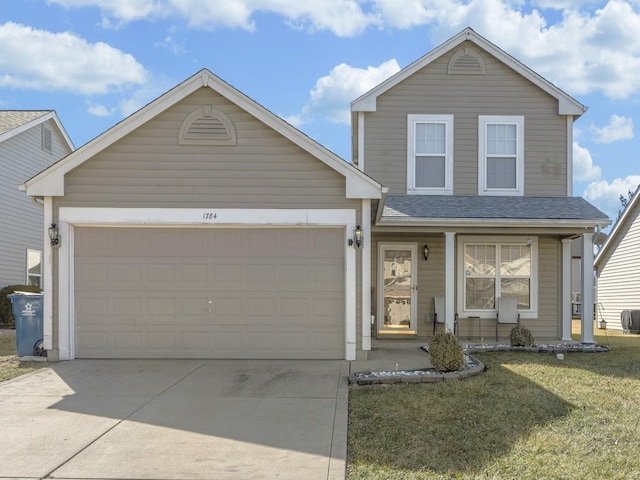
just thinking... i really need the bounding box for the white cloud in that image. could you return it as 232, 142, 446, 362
155, 35, 187, 55
86, 103, 112, 116
0, 22, 147, 95
49, 0, 380, 36
584, 174, 640, 218
298, 59, 400, 125
590, 114, 634, 144
573, 142, 602, 181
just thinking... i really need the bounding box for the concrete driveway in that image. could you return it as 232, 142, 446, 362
0, 359, 349, 480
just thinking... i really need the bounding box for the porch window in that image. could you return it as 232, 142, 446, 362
461, 238, 536, 317
407, 114, 453, 195
478, 116, 524, 196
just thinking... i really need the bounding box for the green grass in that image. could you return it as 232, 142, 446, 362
0, 331, 47, 382
348, 329, 640, 479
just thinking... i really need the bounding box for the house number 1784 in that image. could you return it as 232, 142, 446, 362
202, 212, 217, 220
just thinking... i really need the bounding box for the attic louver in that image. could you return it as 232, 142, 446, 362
179, 106, 237, 145
448, 48, 486, 75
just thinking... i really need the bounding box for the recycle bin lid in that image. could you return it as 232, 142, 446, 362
8, 291, 43, 296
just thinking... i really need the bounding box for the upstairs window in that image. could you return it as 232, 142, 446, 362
478, 116, 524, 196
407, 114, 453, 195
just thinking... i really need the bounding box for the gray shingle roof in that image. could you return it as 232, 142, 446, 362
0, 111, 50, 135
382, 195, 609, 221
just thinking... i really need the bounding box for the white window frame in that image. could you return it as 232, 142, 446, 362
26, 248, 42, 288
478, 115, 524, 196
407, 114, 453, 195
457, 236, 538, 319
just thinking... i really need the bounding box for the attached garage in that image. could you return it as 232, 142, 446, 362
24, 69, 382, 361
74, 226, 345, 359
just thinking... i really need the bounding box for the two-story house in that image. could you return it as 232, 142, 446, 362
0, 111, 74, 291
353, 28, 609, 350
23, 29, 608, 361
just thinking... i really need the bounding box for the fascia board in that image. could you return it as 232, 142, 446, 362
25, 73, 212, 196
0, 111, 50, 144
50, 111, 76, 151
351, 28, 587, 117
595, 185, 640, 266
377, 217, 610, 229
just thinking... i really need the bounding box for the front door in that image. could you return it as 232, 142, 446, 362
378, 243, 417, 334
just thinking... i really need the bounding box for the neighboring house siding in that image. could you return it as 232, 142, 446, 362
363, 41, 567, 197
0, 119, 70, 288
59, 88, 350, 209
597, 211, 640, 330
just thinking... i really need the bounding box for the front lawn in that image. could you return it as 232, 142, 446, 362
0, 331, 48, 382
348, 328, 640, 479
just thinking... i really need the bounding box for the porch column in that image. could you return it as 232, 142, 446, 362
445, 232, 456, 333
581, 233, 595, 344
361, 199, 371, 351
561, 238, 573, 341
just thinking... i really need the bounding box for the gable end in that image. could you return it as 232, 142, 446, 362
448, 48, 485, 74
179, 105, 237, 145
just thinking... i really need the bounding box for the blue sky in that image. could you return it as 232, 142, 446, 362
1, 0, 639, 229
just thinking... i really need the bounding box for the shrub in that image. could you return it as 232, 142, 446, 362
510, 324, 535, 347
0, 284, 43, 327
429, 331, 464, 372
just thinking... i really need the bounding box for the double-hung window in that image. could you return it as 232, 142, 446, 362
26, 249, 42, 288
460, 237, 537, 318
478, 115, 524, 195
407, 114, 453, 195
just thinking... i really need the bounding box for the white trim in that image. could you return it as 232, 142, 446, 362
581, 233, 595, 344
25, 70, 381, 200
478, 115, 524, 196
43, 197, 53, 351
351, 28, 586, 117
444, 232, 456, 332
361, 200, 371, 351
56, 207, 358, 361
407, 114, 454, 195
456, 235, 538, 319
567, 116, 573, 196
561, 238, 573, 341
357, 112, 365, 171
376, 242, 418, 333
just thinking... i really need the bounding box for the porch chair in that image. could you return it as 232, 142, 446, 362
433, 296, 458, 335
495, 296, 520, 341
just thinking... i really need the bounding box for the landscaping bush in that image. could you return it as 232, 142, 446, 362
510, 324, 535, 346
429, 331, 464, 372
0, 284, 43, 327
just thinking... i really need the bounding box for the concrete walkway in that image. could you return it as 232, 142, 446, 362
0, 359, 349, 480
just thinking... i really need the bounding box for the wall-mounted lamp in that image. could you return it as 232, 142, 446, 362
348, 224, 363, 248
48, 223, 60, 247
423, 244, 430, 261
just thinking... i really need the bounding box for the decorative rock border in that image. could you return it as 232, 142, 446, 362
348, 342, 610, 386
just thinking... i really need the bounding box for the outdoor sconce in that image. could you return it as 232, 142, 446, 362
48, 223, 60, 247
349, 224, 363, 248
423, 244, 430, 261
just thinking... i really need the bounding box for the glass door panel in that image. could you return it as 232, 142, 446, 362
379, 244, 417, 333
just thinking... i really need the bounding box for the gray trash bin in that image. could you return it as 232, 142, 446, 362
8, 292, 45, 357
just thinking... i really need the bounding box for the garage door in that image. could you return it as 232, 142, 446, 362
74, 227, 345, 359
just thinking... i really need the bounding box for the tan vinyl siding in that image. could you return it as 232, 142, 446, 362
60, 87, 350, 209
532, 236, 560, 339
0, 120, 71, 287
363, 42, 568, 197
597, 210, 640, 330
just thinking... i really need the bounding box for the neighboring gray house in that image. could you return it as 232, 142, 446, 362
0, 111, 74, 289
595, 185, 640, 331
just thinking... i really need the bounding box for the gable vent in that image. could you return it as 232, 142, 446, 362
179, 106, 237, 145
448, 48, 486, 75
41, 125, 53, 153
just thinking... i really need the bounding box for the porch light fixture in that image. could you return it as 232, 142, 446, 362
423, 244, 430, 261
350, 224, 363, 248
48, 223, 60, 247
